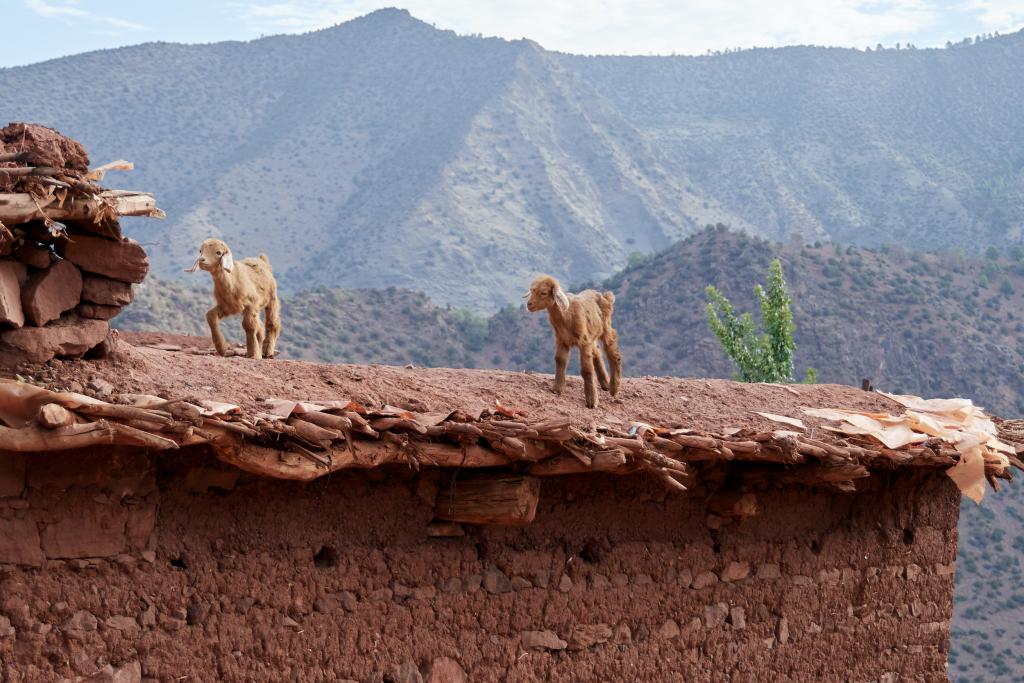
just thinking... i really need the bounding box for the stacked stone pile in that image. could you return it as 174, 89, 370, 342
0, 123, 161, 362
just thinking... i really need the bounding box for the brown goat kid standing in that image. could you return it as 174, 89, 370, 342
526, 275, 622, 408
185, 238, 281, 359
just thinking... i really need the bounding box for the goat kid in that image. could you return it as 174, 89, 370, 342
526, 275, 622, 408
186, 238, 281, 359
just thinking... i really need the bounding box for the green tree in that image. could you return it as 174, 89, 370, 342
705, 259, 815, 383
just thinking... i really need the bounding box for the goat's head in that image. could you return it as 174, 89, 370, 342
186, 238, 234, 274
526, 275, 569, 313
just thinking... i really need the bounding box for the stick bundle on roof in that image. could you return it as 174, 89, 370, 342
1, 379, 1019, 525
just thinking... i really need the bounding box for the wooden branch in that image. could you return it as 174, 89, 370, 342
0, 190, 164, 225
108, 422, 180, 450
532, 417, 571, 432
288, 417, 343, 442
299, 411, 353, 432
737, 462, 869, 491
434, 474, 541, 526
212, 441, 325, 481
370, 417, 427, 434
412, 442, 509, 468
0, 166, 65, 177
202, 417, 259, 438
671, 434, 721, 450
0, 420, 176, 452
342, 411, 378, 437
75, 403, 173, 426
528, 450, 629, 476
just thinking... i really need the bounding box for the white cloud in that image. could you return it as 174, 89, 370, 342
24, 0, 149, 32
226, 0, 977, 54
966, 0, 1024, 32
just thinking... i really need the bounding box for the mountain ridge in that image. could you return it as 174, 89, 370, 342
3, 12, 1023, 309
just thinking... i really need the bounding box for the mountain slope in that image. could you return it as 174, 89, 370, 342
3, 12, 1024, 308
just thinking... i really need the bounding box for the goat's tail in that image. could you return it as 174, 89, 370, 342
258, 253, 272, 270
597, 291, 615, 323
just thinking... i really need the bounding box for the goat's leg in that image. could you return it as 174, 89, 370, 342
206, 306, 229, 356
602, 327, 623, 398
593, 342, 611, 391
579, 345, 599, 409
553, 343, 570, 395
263, 293, 281, 358
255, 320, 266, 352
242, 307, 263, 359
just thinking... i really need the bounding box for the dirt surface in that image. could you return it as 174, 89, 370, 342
0, 332, 962, 681
0, 123, 90, 192
0, 445, 959, 682
6, 331, 899, 434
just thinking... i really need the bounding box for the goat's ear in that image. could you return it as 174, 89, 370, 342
221, 251, 234, 272
554, 284, 570, 313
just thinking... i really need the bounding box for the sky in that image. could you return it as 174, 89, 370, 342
3, 0, 1023, 68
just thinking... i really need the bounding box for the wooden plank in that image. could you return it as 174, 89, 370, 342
0, 190, 164, 225
434, 474, 540, 526
528, 450, 629, 476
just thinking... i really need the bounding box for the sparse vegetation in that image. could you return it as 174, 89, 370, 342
704, 259, 814, 383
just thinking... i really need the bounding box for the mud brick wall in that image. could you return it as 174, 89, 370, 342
0, 224, 147, 363
0, 447, 959, 682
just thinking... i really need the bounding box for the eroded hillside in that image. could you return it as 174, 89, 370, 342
3, 11, 1023, 307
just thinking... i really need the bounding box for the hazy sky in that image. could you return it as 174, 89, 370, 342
3, 0, 1023, 67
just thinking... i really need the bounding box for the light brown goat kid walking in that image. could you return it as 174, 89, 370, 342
186, 238, 281, 359
526, 275, 622, 408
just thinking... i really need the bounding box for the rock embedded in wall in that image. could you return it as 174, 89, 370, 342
0, 516, 45, 567
62, 235, 149, 283
81, 275, 134, 307
40, 501, 129, 559
520, 630, 567, 651
0, 261, 27, 327
425, 657, 467, 683
12, 242, 51, 269
21, 259, 83, 326
0, 314, 109, 363
76, 302, 122, 321
0, 453, 26, 496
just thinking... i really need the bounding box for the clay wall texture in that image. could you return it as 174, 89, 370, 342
0, 447, 959, 682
